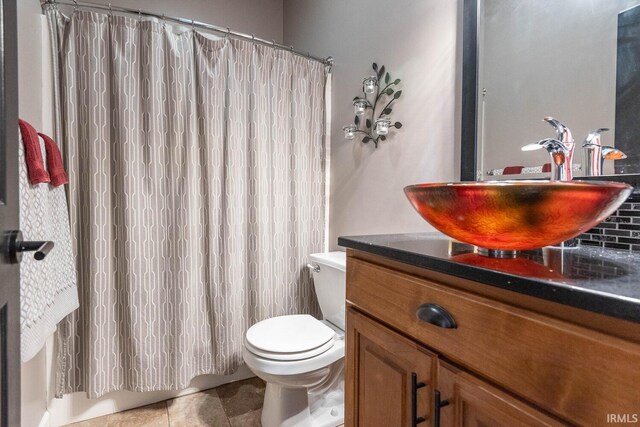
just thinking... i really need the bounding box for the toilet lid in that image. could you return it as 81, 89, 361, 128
246, 314, 336, 354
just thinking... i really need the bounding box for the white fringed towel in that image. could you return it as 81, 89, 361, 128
18, 131, 78, 362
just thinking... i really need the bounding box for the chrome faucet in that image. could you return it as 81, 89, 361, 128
521, 117, 575, 181
582, 128, 627, 176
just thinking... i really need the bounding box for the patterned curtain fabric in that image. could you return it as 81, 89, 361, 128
46, 8, 327, 398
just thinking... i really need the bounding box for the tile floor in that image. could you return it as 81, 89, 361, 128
64, 377, 266, 427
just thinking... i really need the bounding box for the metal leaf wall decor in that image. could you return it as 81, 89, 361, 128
343, 62, 403, 148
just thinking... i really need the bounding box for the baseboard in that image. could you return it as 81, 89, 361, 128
38, 411, 50, 427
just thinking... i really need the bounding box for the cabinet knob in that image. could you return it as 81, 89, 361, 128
416, 303, 457, 329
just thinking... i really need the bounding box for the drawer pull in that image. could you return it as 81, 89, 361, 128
411, 372, 427, 426
416, 303, 457, 329
433, 389, 450, 427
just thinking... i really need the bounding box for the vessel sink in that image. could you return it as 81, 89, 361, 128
404, 180, 633, 252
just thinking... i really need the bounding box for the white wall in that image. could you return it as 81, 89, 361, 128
17, 1, 282, 426
283, 0, 461, 248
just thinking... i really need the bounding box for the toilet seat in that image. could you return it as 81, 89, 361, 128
245, 314, 336, 361
243, 336, 345, 377
245, 338, 335, 361
244, 316, 345, 376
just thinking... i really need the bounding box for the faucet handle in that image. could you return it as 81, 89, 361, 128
521, 138, 563, 152
602, 146, 627, 160
583, 128, 610, 146
543, 117, 573, 143
522, 138, 573, 180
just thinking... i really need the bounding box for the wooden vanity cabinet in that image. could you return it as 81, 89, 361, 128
346, 307, 437, 427
346, 306, 560, 427
344, 250, 640, 427
437, 362, 562, 427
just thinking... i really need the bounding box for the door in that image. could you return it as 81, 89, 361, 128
345, 306, 437, 427
437, 362, 563, 427
0, 0, 20, 426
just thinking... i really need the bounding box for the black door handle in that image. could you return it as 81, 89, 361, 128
3, 230, 54, 263
416, 303, 457, 329
411, 372, 427, 426
433, 389, 450, 427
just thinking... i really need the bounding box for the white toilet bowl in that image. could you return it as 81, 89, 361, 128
243, 252, 346, 427
243, 315, 345, 427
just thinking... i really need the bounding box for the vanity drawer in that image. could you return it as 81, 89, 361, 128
346, 256, 640, 426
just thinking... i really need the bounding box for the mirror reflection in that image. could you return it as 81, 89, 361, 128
477, 0, 640, 180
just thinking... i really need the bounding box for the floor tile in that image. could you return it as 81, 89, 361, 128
106, 402, 169, 427
229, 409, 262, 427
167, 389, 230, 427
216, 377, 266, 418
61, 377, 268, 427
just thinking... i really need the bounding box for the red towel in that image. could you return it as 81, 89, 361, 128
38, 132, 68, 187
503, 166, 524, 175
18, 119, 50, 185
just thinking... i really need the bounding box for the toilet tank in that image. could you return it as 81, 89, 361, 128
309, 251, 346, 331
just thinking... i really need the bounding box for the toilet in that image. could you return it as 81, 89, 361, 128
242, 251, 346, 427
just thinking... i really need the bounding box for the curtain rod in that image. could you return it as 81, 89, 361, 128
42, 0, 334, 68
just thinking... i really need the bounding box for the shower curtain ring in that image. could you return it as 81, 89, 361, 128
251, 33, 255, 43
191, 19, 195, 30
290, 45, 294, 52
108, 3, 112, 15
138, 8, 141, 20
72, 0, 78, 11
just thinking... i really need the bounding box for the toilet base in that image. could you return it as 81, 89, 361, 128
261, 363, 344, 427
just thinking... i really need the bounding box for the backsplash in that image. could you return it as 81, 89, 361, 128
579, 193, 640, 251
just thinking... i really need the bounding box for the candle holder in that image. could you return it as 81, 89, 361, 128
353, 98, 369, 116
375, 118, 392, 136
343, 124, 357, 140
362, 76, 378, 94
343, 62, 403, 148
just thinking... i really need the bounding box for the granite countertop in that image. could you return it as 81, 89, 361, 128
338, 232, 640, 324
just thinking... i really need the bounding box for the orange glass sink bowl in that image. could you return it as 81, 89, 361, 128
404, 181, 633, 252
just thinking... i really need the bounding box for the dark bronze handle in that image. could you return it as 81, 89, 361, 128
433, 389, 450, 427
416, 303, 457, 329
18, 240, 54, 261
411, 372, 427, 426
3, 230, 55, 263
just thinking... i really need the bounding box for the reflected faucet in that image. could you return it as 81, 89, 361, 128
582, 128, 627, 176
521, 117, 575, 181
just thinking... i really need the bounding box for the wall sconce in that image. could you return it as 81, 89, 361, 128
344, 63, 403, 148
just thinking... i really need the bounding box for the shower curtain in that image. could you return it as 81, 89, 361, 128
46, 9, 327, 398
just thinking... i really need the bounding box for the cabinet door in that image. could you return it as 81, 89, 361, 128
345, 306, 437, 427
437, 362, 564, 427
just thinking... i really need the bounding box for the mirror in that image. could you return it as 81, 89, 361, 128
461, 0, 640, 182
